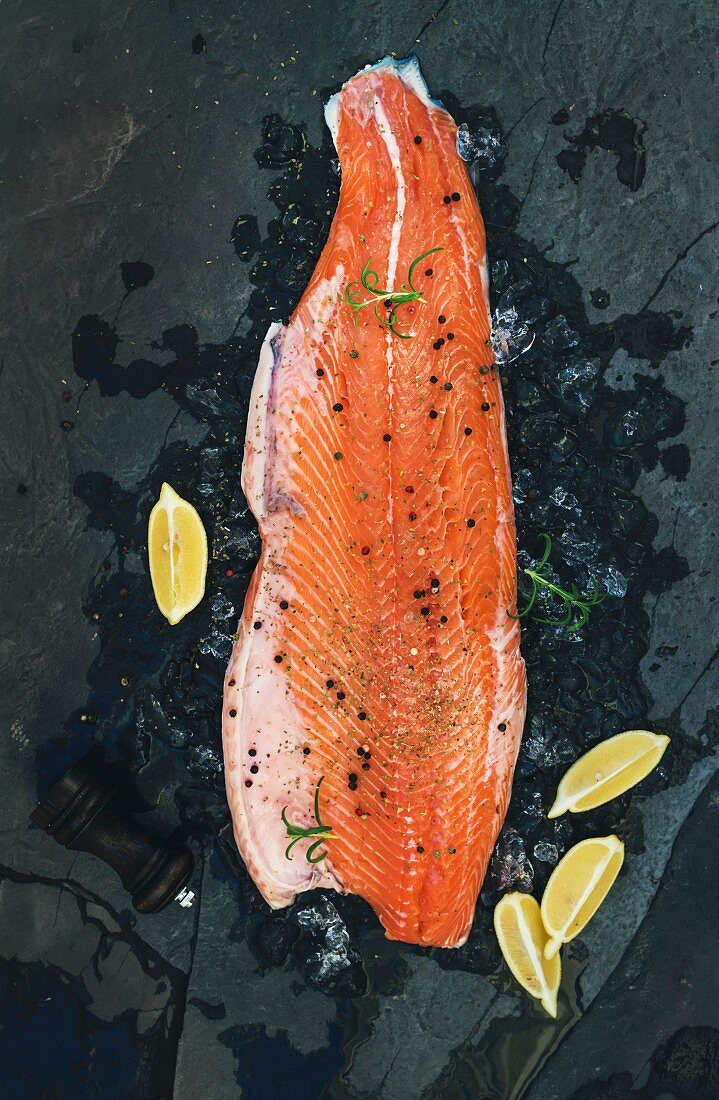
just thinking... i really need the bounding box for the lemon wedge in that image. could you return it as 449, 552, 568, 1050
541, 835, 624, 960
494, 893, 561, 1017
548, 730, 670, 818
148, 482, 208, 625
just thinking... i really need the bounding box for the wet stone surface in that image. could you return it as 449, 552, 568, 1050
1, 2, 718, 1098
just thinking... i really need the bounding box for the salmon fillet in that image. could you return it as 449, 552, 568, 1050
223, 56, 526, 948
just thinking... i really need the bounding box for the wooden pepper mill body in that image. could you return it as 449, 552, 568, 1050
30, 747, 194, 913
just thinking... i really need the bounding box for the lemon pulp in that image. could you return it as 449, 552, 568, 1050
148, 482, 208, 625
541, 835, 624, 959
549, 730, 670, 818
494, 892, 561, 1017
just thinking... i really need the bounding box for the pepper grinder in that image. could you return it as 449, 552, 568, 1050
30, 746, 195, 913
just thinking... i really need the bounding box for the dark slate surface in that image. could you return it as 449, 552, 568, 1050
1, 2, 718, 1098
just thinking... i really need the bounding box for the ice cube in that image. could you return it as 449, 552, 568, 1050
214, 510, 262, 564
185, 744, 223, 780
552, 818, 574, 854
518, 788, 545, 820
590, 563, 628, 598
522, 717, 578, 768
294, 896, 365, 995
549, 485, 581, 512
491, 297, 536, 364
135, 689, 192, 749
523, 716, 552, 763
615, 408, 640, 444
197, 593, 237, 661
491, 828, 534, 893
185, 382, 243, 420
558, 526, 602, 564
533, 840, 559, 864
210, 592, 235, 621
557, 359, 599, 388
491, 259, 511, 294
543, 314, 580, 351
512, 468, 535, 505
196, 447, 224, 497
456, 121, 506, 173
555, 358, 600, 409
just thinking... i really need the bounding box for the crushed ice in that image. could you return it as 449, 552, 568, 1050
214, 506, 262, 561
555, 359, 600, 409
512, 468, 534, 505
533, 840, 559, 865
134, 689, 192, 749
522, 715, 579, 769
549, 485, 581, 513
558, 525, 602, 565
185, 744, 223, 781
197, 592, 236, 661
295, 896, 354, 985
490, 827, 534, 893
590, 563, 628, 598
491, 290, 536, 364
456, 120, 506, 177
543, 314, 580, 351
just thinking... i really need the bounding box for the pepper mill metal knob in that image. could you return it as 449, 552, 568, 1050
30, 746, 195, 913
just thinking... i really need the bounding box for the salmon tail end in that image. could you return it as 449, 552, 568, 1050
324, 55, 446, 148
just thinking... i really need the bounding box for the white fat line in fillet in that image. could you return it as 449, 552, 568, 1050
372, 95, 405, 553
375, 91, 401, 549
373, 93, 420, 860
374, 96, 406, 291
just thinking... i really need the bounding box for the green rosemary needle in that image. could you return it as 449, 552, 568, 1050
281, 776, 335, 864
510, 532, 606, 632
343, 247, 442, 338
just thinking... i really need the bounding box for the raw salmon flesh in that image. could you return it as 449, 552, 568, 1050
223, 56, 526, 948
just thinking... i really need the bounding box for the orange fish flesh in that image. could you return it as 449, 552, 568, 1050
223, 56, 526, 948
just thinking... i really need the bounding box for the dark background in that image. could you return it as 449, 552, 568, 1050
1, 2, 718, 1098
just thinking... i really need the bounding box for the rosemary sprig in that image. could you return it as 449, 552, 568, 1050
343, 247, 442, 338
511, 533, 606, 632
281, 776, 335, 864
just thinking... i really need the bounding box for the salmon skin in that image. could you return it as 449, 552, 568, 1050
223, 56, 526, 948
